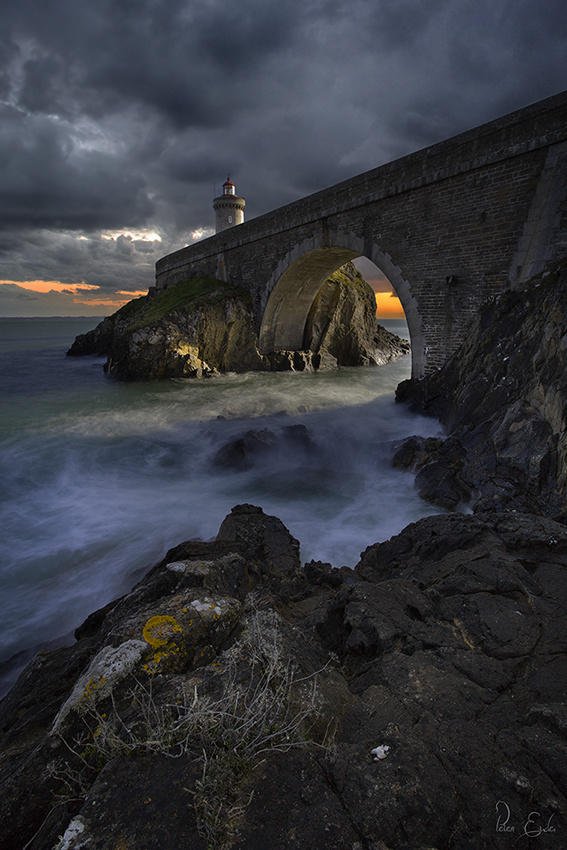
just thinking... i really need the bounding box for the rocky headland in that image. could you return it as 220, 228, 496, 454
395, 261, 567, 517
2, 266, 567, 848
67, 262, 409, 380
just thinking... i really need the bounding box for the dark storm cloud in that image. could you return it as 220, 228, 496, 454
0, 0, 566, 310
0, 228, 167, 295
0, 104, 154, 230
374, 0, 567, 155
161, 143, 244, 186
10, 0, 306, 128
0, 284, 37, 301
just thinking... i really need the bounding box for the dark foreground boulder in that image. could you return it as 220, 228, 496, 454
1, 507, 565, 849
322, 510, 567, 849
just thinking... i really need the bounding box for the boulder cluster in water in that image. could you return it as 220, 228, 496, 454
67, 262, 409, 380
2, 265, 567, 848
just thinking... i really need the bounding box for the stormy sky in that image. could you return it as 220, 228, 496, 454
0, 0, 565, 316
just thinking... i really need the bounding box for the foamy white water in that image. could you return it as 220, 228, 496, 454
0, 318, 443, 695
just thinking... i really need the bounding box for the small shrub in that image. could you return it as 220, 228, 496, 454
54, 608, 332, 849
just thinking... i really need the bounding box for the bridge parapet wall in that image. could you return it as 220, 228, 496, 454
155, 90, 567, 376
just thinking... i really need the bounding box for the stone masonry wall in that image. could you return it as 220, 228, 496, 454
155, 91, 567, 376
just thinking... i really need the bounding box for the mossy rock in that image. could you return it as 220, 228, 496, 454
117, 277, 252, 332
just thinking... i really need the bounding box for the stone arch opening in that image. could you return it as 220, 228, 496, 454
259, 244, 425, 377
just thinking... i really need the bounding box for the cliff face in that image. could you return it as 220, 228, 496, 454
105, 296, 263, 380
396, 262, 567, 515
68, 278, 263, 380
68, 266, 409, 379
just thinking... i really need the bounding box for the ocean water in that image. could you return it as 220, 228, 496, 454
0, 317, 443, 696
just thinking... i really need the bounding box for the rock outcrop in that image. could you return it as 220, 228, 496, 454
396, 262, 567, 515
68, 277, 263, 380
1, 505, 566, 849
304, 261, 410, 367
67, 265, 409, 380
212, 424, 315, 472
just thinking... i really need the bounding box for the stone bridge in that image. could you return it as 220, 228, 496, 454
156, 91, 567, 377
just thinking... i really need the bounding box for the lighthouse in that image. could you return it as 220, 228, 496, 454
213, 177, 246, 233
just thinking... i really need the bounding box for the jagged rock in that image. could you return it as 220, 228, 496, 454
1, 506, 566, 849
51, 639, 148, 734
392, 434, 445, 469
66, 314, 114, 356
0, 507, 310, 849
55, 756, 205, 849
216, 503, 303, 593
68, 277, 263, 379
394, 434, 472, 509
213, 428, 279, 470
106, 291, 262, 379
317, 510, 567, 848
304, 559, 345, 588
396, 263, 567, 514
372, 319, 411, 364
263, 349, 322, 372
304, 261, 410, 366
231, 750, 361, 849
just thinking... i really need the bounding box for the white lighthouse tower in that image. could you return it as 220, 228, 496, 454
213, 177, 245, 233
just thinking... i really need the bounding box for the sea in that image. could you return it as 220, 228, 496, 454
0, 316, 443, 696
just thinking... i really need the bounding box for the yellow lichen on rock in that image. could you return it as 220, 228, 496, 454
142, 614, 183, 648
142, 614, 187, 674
83, 675, 106, 701
142, 640, 188, 675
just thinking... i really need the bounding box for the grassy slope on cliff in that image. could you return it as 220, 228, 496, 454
116, 277, 252, 331
68, 277, 252, 357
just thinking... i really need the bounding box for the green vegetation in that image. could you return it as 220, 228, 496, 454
115, 277, 252, 332
326, 262, 369, 292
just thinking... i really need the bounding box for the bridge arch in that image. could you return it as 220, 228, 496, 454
258, 237, 426, 377
157, 95, 567, 375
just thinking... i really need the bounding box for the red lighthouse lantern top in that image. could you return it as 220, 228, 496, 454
223, 177, 236, 196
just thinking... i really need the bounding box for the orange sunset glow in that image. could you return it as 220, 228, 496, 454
0, 280, 100, 294
0, 280, 148, 313
375, 291, 404, 319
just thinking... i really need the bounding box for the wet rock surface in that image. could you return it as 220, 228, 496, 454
393, 434, 472, 509
212, 423, 315, 471
70, 278, 264, 380
396, 263, 567, 515
1, 505, 566, 849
